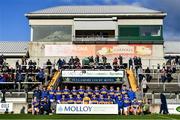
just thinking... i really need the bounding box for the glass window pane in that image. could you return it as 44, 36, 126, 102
32, 25, 72, 42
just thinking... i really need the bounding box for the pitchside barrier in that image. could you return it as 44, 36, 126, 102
56, 104, 118, 114
0, 103, 13, 113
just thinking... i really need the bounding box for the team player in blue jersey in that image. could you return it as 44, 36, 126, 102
67, 95, 75, 104
94, 86, 100, 97
116, 95, 124, 115
123, 94, 131, 115
78, 86, 85, 98
91, 95, 99, 104
108, 86, 115, 99
86, 86, 93, 98
75, 94, 83, 104
41, 87, 49, 100
32, 96, 40, 115
60, 95, 67, 104
71, 86, 77, 97
49, 86, 55, 103
62, 86, 70, 98
100, 85, 108, 98
56, 86, 62, 103
104, 95, 113, 104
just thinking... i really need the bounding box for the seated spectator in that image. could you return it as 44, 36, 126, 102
113, 57, 118, 65
102, 55, 107, 65
36, 69, 45, 83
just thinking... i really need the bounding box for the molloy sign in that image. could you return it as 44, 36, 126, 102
45, 44, 152, 57
62, 70, 124, 78
168, 104, 180, 114
56, 104, 118, 114
0, 103, 13, 112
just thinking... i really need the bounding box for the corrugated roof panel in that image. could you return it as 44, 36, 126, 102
0, 42, 28, 55
29, 5, 162, 14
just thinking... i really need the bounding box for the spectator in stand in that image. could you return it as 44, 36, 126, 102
141, 77, 148, 93
137, 67, 143, 84
95, 55, 99, 64
74, 56, 80, 64
21, 56, 27, 70
118, 55, 123, 66
102, 55, 107, 65
15, 60, 20, 70
161, 67, 166, 83
145, 67, 151, 82
0, 55, 4, 65
157, 64, 160, 73
129, 58, 133, 69
137, 57, 142, 67
36, 69, 45, 83
69, 56, 74, 66
33, 60, 37, 71
113, 57, 118, 66
28, 60, 33, 72
46, 59, 52, 75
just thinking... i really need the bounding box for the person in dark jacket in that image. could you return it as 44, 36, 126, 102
159, 93, 169, 114
46, 59, 52, 75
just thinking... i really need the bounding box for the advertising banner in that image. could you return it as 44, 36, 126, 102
62, 70, 124, 78
63, 77, 122, 83
168, 104, 180, 114
56, 104, 118, 114
0, 103, 13, 112
45, 44, 152, 57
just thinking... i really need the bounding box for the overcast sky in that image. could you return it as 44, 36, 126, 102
0, 0, 180, 41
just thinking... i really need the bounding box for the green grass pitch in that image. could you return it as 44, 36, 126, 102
0, 114, 179, 120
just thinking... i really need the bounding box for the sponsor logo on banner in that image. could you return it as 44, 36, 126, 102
45, 44, 152, 57
63, 77, 122, 83
56, 104, 118, 114
168, 104, 180, 114
0, 103, 13, 112
62, 70, 124, 78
